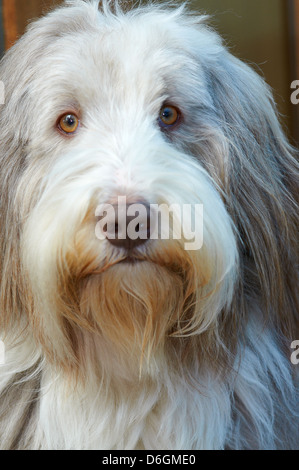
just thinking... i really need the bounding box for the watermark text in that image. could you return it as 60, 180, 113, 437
0, 81, 4, 105
291, 80, 299, 104
290, 340, 299, 365
95, 197, 203, 251
0, 340, 5, 365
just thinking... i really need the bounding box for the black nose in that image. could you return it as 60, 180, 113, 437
104, 201, 152, 250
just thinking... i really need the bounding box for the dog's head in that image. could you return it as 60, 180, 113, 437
0, 1, 298, 378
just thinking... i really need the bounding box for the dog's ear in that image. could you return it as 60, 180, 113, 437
200, 50, 299, 340
0, 39, 33, 334
0, 113, 27, 334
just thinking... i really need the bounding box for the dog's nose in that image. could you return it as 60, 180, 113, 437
105, 201, 152, 250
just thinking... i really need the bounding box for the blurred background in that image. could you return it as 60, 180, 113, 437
0, 0, 299, 145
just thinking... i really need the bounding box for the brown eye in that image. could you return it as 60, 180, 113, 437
58, 113, 79, 134
159, 105, 181, 128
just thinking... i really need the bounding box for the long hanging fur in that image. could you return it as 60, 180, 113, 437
0, 0, 298, 449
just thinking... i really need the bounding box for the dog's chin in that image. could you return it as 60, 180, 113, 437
78, 251, 194, 360
113, 250, 148, 266
118, 255, 146, 265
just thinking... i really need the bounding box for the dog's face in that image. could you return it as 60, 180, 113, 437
0, 1, 297, 379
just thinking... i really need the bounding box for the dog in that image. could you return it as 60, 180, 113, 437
0, 0, 298, 450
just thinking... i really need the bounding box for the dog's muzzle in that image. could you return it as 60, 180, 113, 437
101, 200, 152, 250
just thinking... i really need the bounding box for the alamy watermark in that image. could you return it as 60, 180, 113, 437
0, 81, 4, 105
95, 196, 203, 251
0, 340, 5, 365
290, 340, 299, 365
290, 80, 299, 104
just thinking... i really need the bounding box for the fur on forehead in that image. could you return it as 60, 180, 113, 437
9, 0, 221, 76
2, 1, 222, 144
